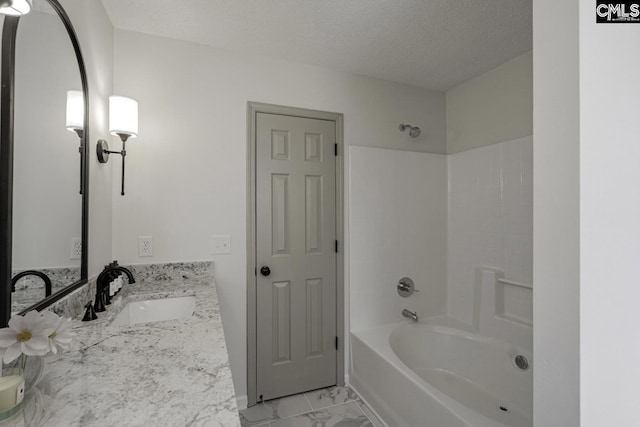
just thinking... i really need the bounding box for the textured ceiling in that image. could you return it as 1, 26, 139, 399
101, 0, 532, 91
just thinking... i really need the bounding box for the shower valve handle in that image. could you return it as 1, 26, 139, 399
397, 277, 419, 297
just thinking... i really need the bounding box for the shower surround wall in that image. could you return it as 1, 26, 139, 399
446, 136, 533, 326
348, 139, 532, 331
349, 146, 447, 331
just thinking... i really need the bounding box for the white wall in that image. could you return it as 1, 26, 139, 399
447, 136, 532, 327
535, 2, 640, 425
59, 0, 114, 278
532, 0, 580, 425
111, 29, 447, 401
446, 51, 532, 154
12, 10, 82, 270
349, 146, 447, 331
579, 3, 640, 427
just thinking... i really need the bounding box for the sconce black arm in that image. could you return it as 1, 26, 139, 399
96, 133, 131, 196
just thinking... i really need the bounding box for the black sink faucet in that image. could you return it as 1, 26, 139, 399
94, 263, 135, 312
11, 270, 53, 298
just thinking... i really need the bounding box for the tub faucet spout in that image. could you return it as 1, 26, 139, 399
402, 309, 418, 322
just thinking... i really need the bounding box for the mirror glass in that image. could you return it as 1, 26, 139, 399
10, 0, 84, 314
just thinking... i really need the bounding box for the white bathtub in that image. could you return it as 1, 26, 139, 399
350, 319, 532, 427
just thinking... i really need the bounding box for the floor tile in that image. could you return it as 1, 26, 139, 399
240, 394, 312, 426
270, 401, 372, 427
304, 386, 358, 410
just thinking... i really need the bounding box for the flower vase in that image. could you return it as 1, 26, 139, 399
0, 355, 27, 420
3, 355, 44, 391
21, 356, 45, 391
0, 355, 45, 419
0, 310, 70, 420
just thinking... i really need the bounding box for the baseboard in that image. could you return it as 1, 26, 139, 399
235, 394, 248, 410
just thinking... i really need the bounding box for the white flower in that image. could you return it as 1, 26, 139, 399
41, 312, 72, 354
0, 311, 54, 363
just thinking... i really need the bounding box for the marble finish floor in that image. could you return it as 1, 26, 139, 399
239, 386, 384, 427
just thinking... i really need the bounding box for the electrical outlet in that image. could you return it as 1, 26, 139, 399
138, 236, 153, 257
70, 237, 82, 260
212, 235, 231, 254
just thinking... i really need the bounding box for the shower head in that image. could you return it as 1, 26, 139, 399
399, 123, 422, 139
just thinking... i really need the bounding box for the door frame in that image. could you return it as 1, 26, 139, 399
246, 102, 344, 407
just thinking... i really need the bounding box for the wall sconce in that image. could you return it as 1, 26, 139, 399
66, 90, 84, 138
66, 90, 84, 194
97, 96, 138, 196
0, 0, 32, 15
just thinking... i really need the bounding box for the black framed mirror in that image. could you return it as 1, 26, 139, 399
0, 0, 89, 326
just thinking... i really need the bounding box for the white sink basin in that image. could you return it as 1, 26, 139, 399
111, 296, 196, 326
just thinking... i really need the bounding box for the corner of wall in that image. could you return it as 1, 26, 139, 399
445, 50, 533, 154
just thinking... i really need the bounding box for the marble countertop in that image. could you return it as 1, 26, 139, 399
6, 276, 240, 426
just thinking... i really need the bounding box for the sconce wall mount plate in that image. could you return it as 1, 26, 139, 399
96, 139, 110, 163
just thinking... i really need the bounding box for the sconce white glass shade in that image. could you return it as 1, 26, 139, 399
65, 90, 84, 132
0, 0, 32, 15
109, 96, 138, 139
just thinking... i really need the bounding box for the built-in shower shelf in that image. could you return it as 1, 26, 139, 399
497, 278, 532, 289
495, 276, 533, 328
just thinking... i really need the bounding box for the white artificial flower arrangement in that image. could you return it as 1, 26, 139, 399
0, 310, 72, 365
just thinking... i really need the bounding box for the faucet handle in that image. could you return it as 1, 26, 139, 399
82, 301, 98, 321
397, 277, 419, 297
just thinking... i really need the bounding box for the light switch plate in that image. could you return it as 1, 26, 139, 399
212, 235, 231, 254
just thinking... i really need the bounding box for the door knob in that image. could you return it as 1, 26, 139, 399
260, 266, 271, 276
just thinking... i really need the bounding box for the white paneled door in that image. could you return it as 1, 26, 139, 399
255, 113, 337, 401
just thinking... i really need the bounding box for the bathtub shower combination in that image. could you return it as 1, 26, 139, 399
350, 268, 533, 427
